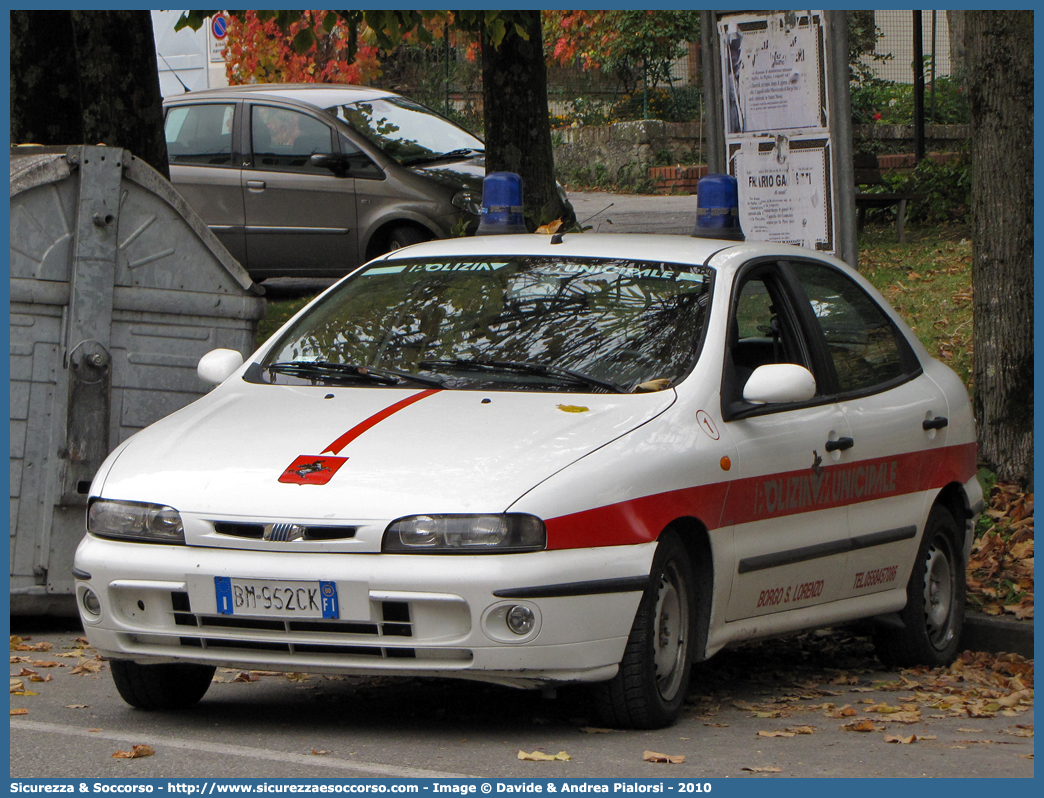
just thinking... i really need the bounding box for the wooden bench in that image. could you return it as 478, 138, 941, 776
854, 153, 924, 243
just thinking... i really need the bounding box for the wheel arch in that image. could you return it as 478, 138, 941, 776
363, 217, 441, 261
660, 516, 714, 662
932, 480, 977, 561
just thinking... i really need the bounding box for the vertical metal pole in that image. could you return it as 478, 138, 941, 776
700, 10, 726, 173
825, 10, 858, 269
913, 11, 925, 162
930, 10, 937, 123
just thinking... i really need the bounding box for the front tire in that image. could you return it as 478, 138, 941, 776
110, 659, 216, 710
385, 225, 430, 252
873, 505, 965, 668
591, 531, 696, 729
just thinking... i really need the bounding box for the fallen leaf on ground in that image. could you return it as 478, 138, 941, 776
311, 749, 328, 756
842, 720, 876, 732
10, 708, 28, 716
785, 726, 816, 735
518, 750, 572, 762
88, 729, 102, 733
11, 641, 53, 652
757, 730, 795, 738
643, 750, 686, 764
31, 661, 61, 668
742, 766, 782, 773
64, 704, 90, 709
29, 674, 52, 683
70, 659, 104, 675
112, 745, 154, 759
1003, 727, 1034, 738
233, 672, 261, 682
580, 727, 614, 734
884, 734, 918, 744
75, 637, 91, 646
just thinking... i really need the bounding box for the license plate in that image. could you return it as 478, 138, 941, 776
214, 577, 339, 619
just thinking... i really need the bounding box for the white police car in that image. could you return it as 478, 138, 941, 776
74, 228, 981, 729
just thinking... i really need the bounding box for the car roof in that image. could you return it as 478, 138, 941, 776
377, 233, 858, 280
163, 83, 400, 109
378, 233, 741, 268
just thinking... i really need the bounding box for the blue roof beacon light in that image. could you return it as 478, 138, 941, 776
476, 172, 529, 235
692, 173, 745, 241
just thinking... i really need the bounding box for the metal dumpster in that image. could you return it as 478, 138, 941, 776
10, 145, 267, 614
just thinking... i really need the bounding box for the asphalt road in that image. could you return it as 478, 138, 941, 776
10, 622, 1033, 780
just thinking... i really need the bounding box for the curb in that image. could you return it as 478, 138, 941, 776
960, 611, 1034, 658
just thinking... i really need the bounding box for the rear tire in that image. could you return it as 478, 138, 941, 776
873, 505, 965, 668
591, 530, 696, 729
110, 659, 215, 710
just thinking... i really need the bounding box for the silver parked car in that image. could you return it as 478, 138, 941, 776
163, 84, 489, 280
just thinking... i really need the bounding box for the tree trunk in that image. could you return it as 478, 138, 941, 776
480, 11, 570, 228
946, 11, 966, 80
966, 11, 1034, 487
10, 10, 169, 179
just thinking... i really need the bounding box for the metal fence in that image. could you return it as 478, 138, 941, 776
861, 10, 955, 85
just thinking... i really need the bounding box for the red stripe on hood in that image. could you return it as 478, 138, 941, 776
323, 389, 441, 455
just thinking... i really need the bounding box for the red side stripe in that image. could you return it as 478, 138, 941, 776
543, 442, 977, 551
323, 389, 441, 455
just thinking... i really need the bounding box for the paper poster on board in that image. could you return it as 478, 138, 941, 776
719, 11, 826, 135
731, 136, 832, 251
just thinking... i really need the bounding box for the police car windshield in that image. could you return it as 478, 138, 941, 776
261, 257, 712, 393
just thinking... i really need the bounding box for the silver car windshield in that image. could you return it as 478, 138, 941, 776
330, 97, 483, 166
260, 256, 713, 394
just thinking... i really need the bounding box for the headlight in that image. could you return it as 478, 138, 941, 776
451, 190, 482, 216
87, 499, 185, 544
383, 514, 546, 553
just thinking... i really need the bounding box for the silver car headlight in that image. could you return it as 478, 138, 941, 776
87, 499, 185, 544
451, 190, 482, 216
383, 514, 546, 553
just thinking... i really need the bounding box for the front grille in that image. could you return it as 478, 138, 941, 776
213, 522, 357, 541
170, 592, 412, 638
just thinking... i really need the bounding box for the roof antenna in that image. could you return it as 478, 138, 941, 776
158, 52, 192, 94
551, 202, 614, 244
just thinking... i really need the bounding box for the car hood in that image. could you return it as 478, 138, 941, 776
97, 381, 675, 522
407, 157, 485, 190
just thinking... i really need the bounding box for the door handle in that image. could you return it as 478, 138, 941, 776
825, 436, 854, 452
246, 180, 266, 191
922, 416, 949, 431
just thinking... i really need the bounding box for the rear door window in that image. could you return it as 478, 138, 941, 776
164, 104, 235, 166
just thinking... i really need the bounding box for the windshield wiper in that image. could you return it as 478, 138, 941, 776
419, 358, 626, 394
267, 361, 445, 388
403, 147, 484, 166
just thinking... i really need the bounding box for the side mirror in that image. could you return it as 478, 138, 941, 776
309, 153, 350, 176
742, 363, 817, 404
198, 348, 245, 386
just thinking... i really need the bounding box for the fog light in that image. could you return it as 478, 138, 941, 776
82, 589, 101, 617
506, 605, 535, 635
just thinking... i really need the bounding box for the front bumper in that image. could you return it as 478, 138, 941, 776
73, 536, 654, 688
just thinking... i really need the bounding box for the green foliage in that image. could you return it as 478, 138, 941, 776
852, 76, 971, 126
870, 155, 971, 224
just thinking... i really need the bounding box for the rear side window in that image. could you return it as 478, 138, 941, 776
164, 104, 234, 166
251, 106, 334, 172
791, 262, 912, 394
